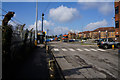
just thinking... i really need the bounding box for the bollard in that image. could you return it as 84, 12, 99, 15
112, 45, 114, 50
46, 45, 49, 53
35, 40, 37, 46
48, 60, 55, 79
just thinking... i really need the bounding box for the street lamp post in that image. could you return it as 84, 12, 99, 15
99, 31, 101, 39
106, 30, 108, 38
35, 0, 38, 46
41, 13, 44, 44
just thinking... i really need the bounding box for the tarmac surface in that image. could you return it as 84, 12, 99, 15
49, 41, 119, 79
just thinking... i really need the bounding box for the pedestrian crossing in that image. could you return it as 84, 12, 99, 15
53, 48, 106, 52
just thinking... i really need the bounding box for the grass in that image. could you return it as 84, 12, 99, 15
68, 42, 96, 45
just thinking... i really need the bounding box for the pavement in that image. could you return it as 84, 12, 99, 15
49, 41, 119, 79
3, 44, 49, 80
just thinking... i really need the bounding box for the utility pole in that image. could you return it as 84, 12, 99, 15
41, 13, 44, 44
35, 0, 38, 46
47, 29, 49, 39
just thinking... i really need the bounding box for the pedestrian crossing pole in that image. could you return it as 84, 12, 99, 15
41, 13, 44, 44
35, 0, 38, 46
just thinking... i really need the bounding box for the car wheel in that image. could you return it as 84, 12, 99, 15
104, 45, 108, 49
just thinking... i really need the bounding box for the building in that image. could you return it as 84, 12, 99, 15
78, 32, 83, 39
115, 1, 120, 42
82, 31, 91, 39
68, 31, 76, 39
92, 27, 115, 40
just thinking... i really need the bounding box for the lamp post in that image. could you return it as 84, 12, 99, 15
99, 31, 101, 39
41, 13, 44, 44
106, 30, 108, 38
35, 0, 38, 46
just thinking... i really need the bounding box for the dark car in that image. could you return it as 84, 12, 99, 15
97, 38, 120, 49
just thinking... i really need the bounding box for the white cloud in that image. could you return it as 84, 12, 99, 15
69, 29, 80, 33
98, 3, 113, 15
29, 20, 54, 31
84, 19, 108, 31
53, 27, 69, 35
49, 5, 79, 22
79, 2, 113, 15
8, 21, 17, 27
14, 14, 16, 17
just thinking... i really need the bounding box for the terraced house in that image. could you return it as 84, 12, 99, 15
115, 0, 120, 42
68, 31, 76, 39
92, 27, 115, 40
76, 27, 115, 40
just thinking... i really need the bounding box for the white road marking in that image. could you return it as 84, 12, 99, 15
54, 48, 59, 51
90, 49, 97, 51
84, 49, 90, 51
69, 48, 75, 51
97, 49, 106, 51
62, 49, 68, 51
76, 48, 83, 51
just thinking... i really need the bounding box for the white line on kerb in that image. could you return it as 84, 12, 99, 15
84, 49, 90, 51
54, 48, 59, 51
62, 49, 68, 51
90, 49, 97, 51
97, 49, 106, 51
69, 48, 75, 51
76, 49, 83, 51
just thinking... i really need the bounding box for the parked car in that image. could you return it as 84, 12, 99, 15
94, 39, 102, 43
69, 39, 75, 42
97, 38, 120, 49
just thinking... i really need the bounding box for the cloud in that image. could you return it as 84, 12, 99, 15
14, 14, 16, 17
98, 3, 113, 15
8, 21, 17, 27
79, 2, 113, 15
49, 5, 79, 22
84, 19, 108, 31
29, 20, 54, 31
53, 27, 69, 35
69, 29, 80, 33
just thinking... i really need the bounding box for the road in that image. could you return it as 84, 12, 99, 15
49, 41, 119, 79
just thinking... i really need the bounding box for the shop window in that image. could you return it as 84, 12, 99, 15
115, 6, 119, 14
115, 21, 119, 28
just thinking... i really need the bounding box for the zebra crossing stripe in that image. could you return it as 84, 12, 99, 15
53, 48, 106, 52
84, 49, 90, 51
54, 48, 59, 51
97, 49, 106, 51
90, 49, 97, 51
62, 49, 68, 51
69, 48, 75, 51
76, 49, 83, 51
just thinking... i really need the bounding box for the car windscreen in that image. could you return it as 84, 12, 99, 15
100, 39, 107, 42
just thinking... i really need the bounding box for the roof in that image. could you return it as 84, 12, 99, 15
93, 27, 115, 32
68, 32, 76, 35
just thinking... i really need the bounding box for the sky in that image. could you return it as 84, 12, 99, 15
2, 2, 115, 35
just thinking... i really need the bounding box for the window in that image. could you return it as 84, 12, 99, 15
108, 38, 113, 42
101, 38, 107, 42
115, 6, 119, 14
116, 35, 119, 37
115, 21, 119, 28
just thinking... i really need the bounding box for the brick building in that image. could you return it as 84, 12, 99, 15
68, 31, 76, 39
82, 31, 91, 39
115, 0, 120, 42
78, 32, 83, 39
92, 27, 115, 40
